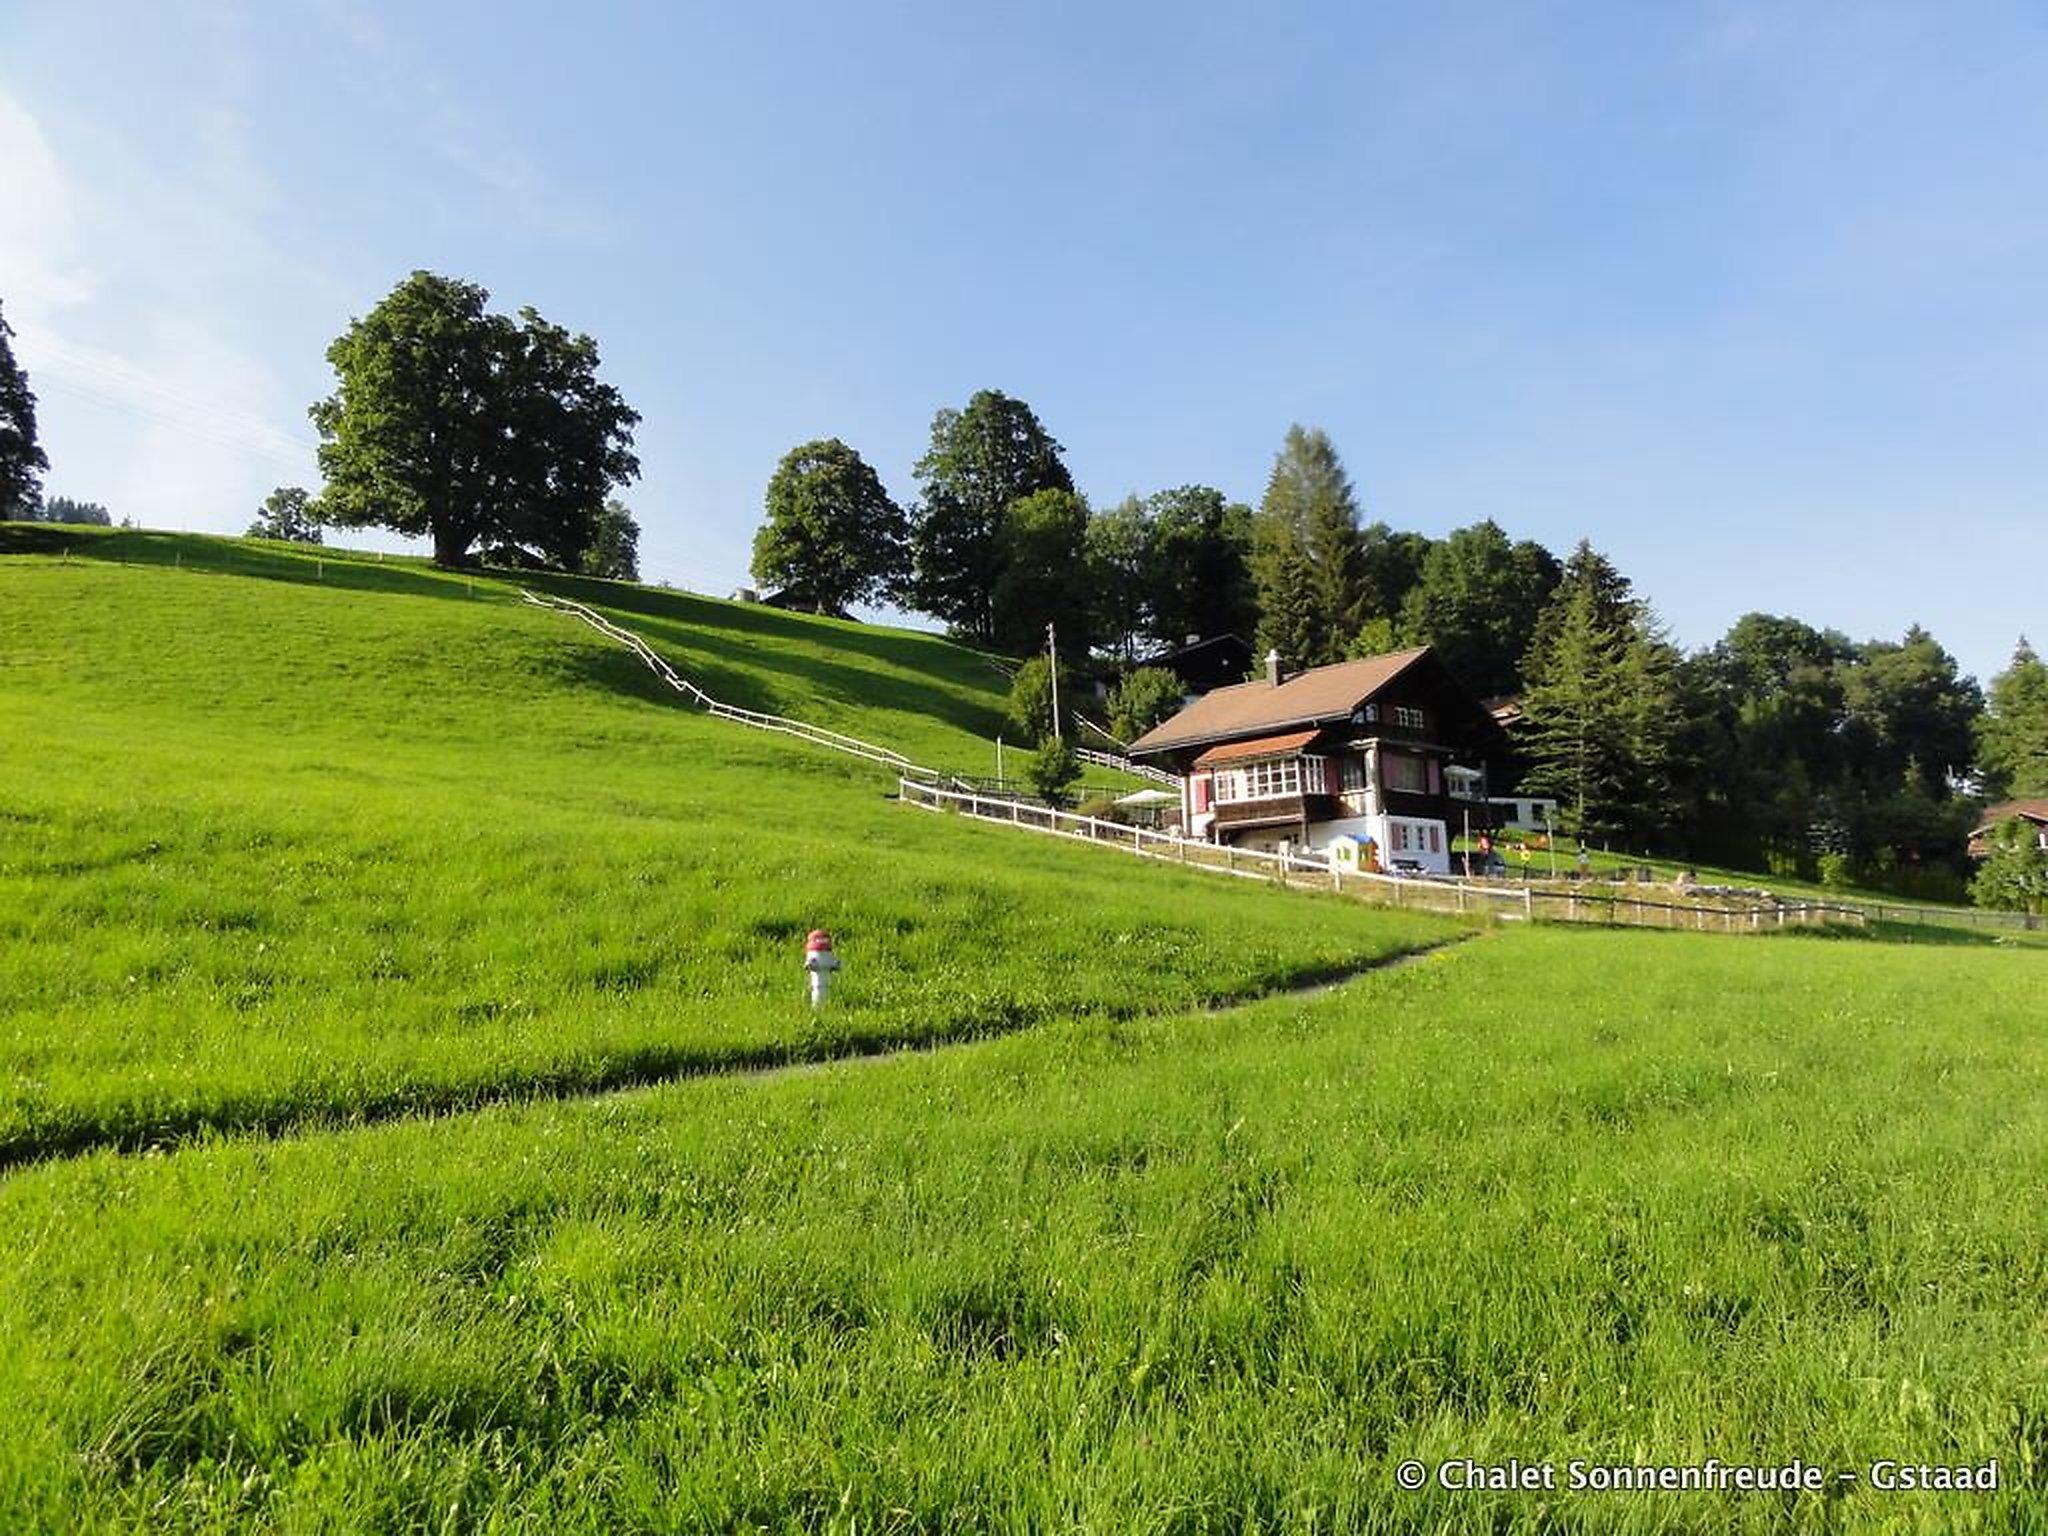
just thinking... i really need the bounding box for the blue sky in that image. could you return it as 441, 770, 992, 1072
3, 1, 2042, 681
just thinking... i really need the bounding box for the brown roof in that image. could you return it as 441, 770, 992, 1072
1970, 798, 2048, 837
1127, 648, 1432, 756
1192, 729, 1323, 767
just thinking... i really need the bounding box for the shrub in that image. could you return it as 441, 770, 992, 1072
1025, 737, 1081, 807
1107, 667, 1183, 743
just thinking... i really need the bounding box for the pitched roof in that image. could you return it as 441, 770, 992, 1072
1127, 648, 1432, 756
1134, 633, 1250, 667
1192, 729, 1324, 767
1970, 798, 2048, 837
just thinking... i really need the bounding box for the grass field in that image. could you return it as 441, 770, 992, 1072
0, 535, 1449, 1163
6, 528, 2046, 1532
3, 928, 2045, 1531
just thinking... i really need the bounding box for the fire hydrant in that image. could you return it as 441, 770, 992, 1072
803, 929, 841, 1008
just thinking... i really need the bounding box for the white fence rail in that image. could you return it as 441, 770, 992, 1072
522, 590, 953, 781
1075, 745, 1178, 786
899, 777, 1533, 919
899, 777, 1868, 933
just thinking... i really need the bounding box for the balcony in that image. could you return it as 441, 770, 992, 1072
1211, 793, 1343, 831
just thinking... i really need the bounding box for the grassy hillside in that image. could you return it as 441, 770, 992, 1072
7, 526, 2046, 1532
1, 524, 1029, 776
3, 928, 2044, 1530
0, 530, 1449, 1163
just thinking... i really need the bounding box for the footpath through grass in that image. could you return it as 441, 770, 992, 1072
1, 927, 2044, 1531
0, 541, 1451, 1163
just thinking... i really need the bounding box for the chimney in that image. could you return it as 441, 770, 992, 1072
1266, 649, 1283, 687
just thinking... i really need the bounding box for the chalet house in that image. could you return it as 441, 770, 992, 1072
1125, 646, 1502, 875
1968, 800, 2048, 859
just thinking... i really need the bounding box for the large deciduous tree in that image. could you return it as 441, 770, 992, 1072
0, 299, 49, 520
992, 487, 1092, 655
907, 390, 1071, 642
1400, 521, 1559, 698
752, 439, 906, 611
1978, 638, 2048, 798
1084, 496, 1154, 662
1147, 485, 1256, 648
1838, 626, 1981, 800
310, 271, 639, 568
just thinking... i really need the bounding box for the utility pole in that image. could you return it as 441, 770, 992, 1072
1047, 622, 1062, 742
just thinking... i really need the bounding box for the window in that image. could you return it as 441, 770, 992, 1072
1382, 752, 1428, 793
1340, 754, 1368, 792
1214, 756, 1302, 803
1393, 704, 1426, 731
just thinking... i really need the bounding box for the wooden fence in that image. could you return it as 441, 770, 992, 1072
1075, 745, 1178, 786
899, 778, 1867, 934
521, 589, 950, 780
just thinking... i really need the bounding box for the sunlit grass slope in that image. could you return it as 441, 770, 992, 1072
1, 928, 2043, 1531
0, 531, 1450, 1161
2, 523, 1029, 776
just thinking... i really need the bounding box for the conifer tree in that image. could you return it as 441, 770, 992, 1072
1978, 638, 2048, 797
1517, 541, 1684, 848
1516, 577, 1628, 840
1251, 425, 1363, 666
0, 299, 49, 520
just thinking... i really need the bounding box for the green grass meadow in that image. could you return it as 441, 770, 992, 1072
0, 535, 1445, 1163
5, 529, 2047, 1532
4, 930, 2046, 1531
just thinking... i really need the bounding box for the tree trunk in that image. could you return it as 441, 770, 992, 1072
432, 522, 476, 567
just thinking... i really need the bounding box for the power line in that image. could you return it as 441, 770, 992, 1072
27, 335, 321, 467
32, 372, 319, 471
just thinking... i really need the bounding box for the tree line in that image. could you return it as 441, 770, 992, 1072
751, 395, 2041, 904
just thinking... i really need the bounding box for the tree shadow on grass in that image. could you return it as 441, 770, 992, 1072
523, 568, 1016, 682
5, 526, 1011, 753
